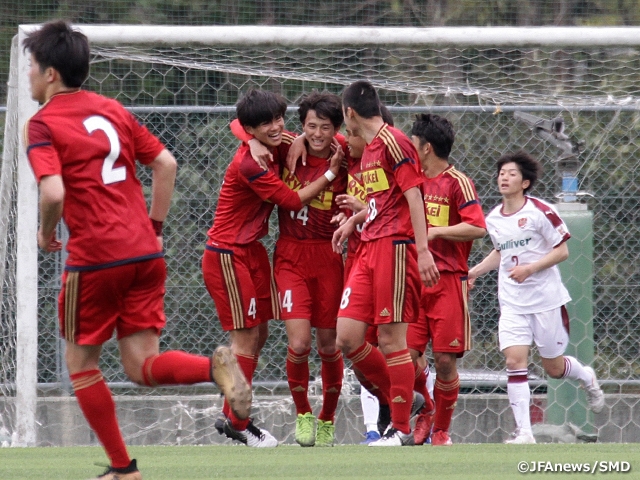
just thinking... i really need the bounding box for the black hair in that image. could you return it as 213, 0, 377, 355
342, 80, 381, 119
410, 113, 455, 159
379, 104, 394, 127
496, 150, 542, 193
23, 20, 90, 88
236, 89, 288, 128
298, 91, 343, 129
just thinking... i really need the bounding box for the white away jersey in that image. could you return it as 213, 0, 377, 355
486, 196, 571, 314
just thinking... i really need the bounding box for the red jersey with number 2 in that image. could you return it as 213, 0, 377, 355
25, 90, 165, 268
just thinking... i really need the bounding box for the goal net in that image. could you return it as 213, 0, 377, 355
3, 25, 640, 447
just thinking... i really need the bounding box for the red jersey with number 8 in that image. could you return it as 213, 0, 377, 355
360, 124, 423, 242
25, 90, 165, 268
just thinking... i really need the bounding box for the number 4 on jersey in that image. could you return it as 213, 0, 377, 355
289, 205, 309, 226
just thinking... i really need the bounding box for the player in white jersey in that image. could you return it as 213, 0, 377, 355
468, 151, 604, 444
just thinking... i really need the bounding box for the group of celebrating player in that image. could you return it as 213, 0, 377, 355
23, 19, 605, 480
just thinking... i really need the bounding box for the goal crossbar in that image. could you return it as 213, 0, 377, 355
18, 25, 640, 47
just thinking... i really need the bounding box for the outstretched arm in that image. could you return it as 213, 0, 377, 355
428, 222, 487, 242
467, 249, 501, 289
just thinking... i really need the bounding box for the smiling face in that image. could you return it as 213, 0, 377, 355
245, 115, 285, 148
345, 127, 365, 159
302, 109, 336, 157
498, 161, 529, 198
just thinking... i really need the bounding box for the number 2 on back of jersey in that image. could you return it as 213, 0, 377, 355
84, 115, 126, 185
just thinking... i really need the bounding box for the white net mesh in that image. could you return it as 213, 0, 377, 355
3, 27, 640, 446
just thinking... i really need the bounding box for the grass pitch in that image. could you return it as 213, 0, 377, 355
0, 443, 638, 479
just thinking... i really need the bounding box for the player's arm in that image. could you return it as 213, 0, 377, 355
289, 143, 343, 205
468, 249, 501, 289
405, 186, 439, 287
229, 119, 274, 169
285, 133, 307, 174
428, 222, 487, 242
331, 208, 367, 254
37, 174, 64, 252
336, 194, 366, 213
508, 241, 569, 284
147, 148, 177, 248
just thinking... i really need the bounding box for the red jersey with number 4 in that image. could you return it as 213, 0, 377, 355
278, 150, 348, 240
207, 134, 303, 246
360, 124, 423, 241
423, 165, 486, 273
25, 90, 165, 268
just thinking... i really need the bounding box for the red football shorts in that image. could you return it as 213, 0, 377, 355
202, 241, 276, 331
338, 237, 420, 326
58, 257, 166, 345
273, 237, 343, 328
407, 272, 471, 357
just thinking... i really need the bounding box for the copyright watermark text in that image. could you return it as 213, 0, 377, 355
518, 461, 631, 474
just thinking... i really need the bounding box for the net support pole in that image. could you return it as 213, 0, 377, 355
545, 202, 596, 435
14, 26, 40, 447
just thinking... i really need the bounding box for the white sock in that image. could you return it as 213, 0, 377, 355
507, 369, 532, 435
360, 386, 379, 432
424, 365, 435, 400
562, 356, 593, 386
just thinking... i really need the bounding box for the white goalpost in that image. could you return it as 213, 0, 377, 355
4, 24, 640, 447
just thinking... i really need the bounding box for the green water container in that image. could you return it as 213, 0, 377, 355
545, 202, 596, 434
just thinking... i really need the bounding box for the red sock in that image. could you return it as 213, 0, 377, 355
71, 370, 130, 469
385, 349, 414, 434
318, 350, 343, 422
346, 343, 390, 405
286, 347, 312, 415
225, 353, 255, 430
413, 364, 435, 412
141, 351, 210, 386
433, 375, 460, 432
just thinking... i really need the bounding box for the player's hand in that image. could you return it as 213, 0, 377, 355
331, 218, 355, 254
285, 133, 307, 174
418, 250, 440, 287
328, 142, 344, 175
336, 194, 366, 213
467, 268, 478, 290
156, 235, 163, 250
331, 212, 348, 226
508, 264, 532, 283
37, 229, 62, 252
248, 138, 273, 170
330, 137, 349, 170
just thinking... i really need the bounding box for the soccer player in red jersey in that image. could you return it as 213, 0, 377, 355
332, 106, 394, 444
23, 21, 251, 479
332, 81, 440, 447
202, 89, 343, 447
270, 92, 348, 447
406, 114, 487, 446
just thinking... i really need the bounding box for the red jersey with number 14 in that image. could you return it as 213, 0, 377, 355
278, 150, 348, 240
25, 90, 165, 268
360, 124, 423, 242
423, 165, 486, 273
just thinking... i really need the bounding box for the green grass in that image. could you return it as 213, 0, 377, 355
0, 444, 638, 479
